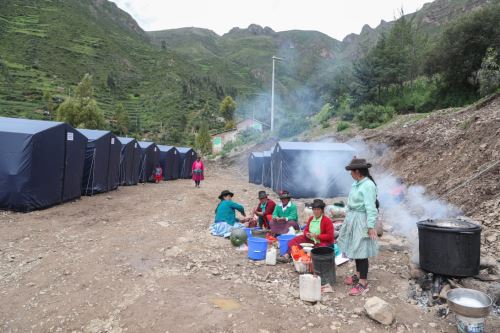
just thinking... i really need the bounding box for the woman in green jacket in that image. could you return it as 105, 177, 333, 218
210, 190, 246, 237
269, 190, 300, 234
337, 158, 379, 296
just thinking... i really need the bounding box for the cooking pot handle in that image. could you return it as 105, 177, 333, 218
458, 231, 476, 235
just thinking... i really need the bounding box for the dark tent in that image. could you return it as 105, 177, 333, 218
177, 147, 197, 179
0, 117, 86, 211
78, 129, 122, 196
118, 137, 141, 185
158, 145, 180, 180
248, 152, 264, 184
271, 141, 355, 198
138, 141, 160, 183
262, 150, 272, 188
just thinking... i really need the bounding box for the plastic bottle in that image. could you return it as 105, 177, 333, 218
299, 274, 321, 302
266, 247, 277, 265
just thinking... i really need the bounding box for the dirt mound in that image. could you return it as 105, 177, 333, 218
365, 93, 500, 256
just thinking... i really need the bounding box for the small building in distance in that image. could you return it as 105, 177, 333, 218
211, 118, 270, 154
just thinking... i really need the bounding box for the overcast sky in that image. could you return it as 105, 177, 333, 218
110, 0, 431, 40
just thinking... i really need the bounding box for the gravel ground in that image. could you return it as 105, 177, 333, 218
1, 164, 499, 332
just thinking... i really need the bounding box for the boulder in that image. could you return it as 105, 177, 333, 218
364, 296, 395, 325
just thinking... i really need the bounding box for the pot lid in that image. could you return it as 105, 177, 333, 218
417, 218, 481, 230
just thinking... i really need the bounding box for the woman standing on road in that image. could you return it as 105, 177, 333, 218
337, 158, 379, 296
192, 156, 204, 187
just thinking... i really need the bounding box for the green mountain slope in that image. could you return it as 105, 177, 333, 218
0, 0, 253, 143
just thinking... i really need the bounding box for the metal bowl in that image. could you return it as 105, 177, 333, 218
447, 288, 492, 318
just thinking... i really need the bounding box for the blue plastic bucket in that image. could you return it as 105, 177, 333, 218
247, 237, 268, 260
277, 234, 296, 256
244, 227, 254, 238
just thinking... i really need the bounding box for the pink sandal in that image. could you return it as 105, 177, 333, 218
349, 283, 369, 296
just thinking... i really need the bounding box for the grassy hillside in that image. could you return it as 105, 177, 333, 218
0, 0, 255, 143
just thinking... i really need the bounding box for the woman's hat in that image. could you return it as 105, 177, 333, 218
258, 191, 268, 199
345, 158, 372, 170
311, 199, 326, 209
218, 190, 234, 200
279, 190, 292, 199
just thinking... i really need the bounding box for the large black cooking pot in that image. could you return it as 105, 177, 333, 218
417, 218, 481, 277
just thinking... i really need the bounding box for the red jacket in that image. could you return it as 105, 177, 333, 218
303, 215, 334, 246
257, 199, 276, 224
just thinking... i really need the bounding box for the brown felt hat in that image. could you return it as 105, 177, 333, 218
311, 199, 326, 209
258, 191, 268, 199
218, 190, 234, 200
345, 158, 372, 170
279, 190, 292, 199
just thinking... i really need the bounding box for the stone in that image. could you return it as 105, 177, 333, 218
412, 323, 420, 328
408, 263, 425, 280
352, 307, 364, 315
429, 322, 437, 328
486, 234, 497, 243
364, 296, 395, 325
376, 286, 389, 293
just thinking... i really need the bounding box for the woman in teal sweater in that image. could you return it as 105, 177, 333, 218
210, 190, 246, 237
337, 158, 379, 296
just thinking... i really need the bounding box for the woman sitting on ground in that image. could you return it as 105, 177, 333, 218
268, 190, 300, 235
278, 199, 334, 262
210, 190, 246, 237
253, 191, 276, 229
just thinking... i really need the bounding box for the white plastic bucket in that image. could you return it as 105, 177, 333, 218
456, 314, 485, 333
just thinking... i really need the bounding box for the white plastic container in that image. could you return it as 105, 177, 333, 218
299, 274, 321, 302
265, 247, 277, 265
456, 314, 485, 333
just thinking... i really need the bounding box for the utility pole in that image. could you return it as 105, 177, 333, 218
271, 56, 283, 131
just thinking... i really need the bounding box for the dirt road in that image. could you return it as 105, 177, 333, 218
1, 164, 498, 332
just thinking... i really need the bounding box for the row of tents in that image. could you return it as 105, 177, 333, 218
0, 117, 197, 212
248, 141, 356, 198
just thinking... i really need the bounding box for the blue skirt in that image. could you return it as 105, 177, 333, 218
337, 211, 378, 259
210, 221, 245, 238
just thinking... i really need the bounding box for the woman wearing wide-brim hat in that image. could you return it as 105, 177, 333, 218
279, 198, 334, 261
210, 190, 247, 237
336, 158, 379, 296
268, 190, 300, 235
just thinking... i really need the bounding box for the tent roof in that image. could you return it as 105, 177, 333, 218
0, 117, 64, 134
77, 129, 114, 141
157, 145, 176, 152
277, 141, 355, 152
250, 152, 264, 158
176, 147, 193, 153
118, 137, 136, 145
138, 141, 155, 149
262, 150, 272, 157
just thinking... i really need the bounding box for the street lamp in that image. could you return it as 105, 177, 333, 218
271, 55, 284, 131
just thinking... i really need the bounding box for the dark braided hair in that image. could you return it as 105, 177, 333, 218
358, 168, 379, 209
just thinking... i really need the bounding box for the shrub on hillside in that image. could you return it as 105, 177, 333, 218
336, 121, 350, 132
278, 117, 309, 138
478, 48, 500, 97
356, 104, 395, 129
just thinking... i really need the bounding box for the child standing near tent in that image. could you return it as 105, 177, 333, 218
153, 164, 163, 183
192, 156, 204, 187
